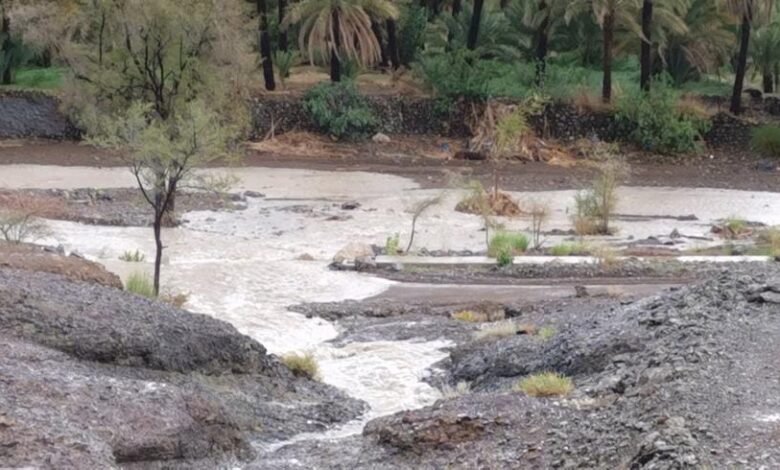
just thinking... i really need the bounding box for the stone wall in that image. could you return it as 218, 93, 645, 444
0, 91, 78, 139
0, 91, 762, 149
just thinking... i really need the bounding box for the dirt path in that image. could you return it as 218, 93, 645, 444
1, 139, 778, 192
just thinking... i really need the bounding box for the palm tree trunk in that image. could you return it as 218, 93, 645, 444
452, 0, 461, 16
331, 9, 342, 82
764, 71, 774, 94
467, 0, 484, 50
534, 1, 549, 87
278, 0, 288, 52
256, 0, 276, 90
1, 10, 12, 85
602, 8, 615, 103
731, 7, 752, 114
371, 20, 388, 68
387, 19, 401, 69
640, 0, 653, 91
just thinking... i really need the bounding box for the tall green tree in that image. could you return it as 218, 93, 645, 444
750, 20, 780, 93
284, 0, 398, 82
59, 0, 250, 295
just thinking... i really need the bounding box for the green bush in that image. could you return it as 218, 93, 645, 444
119, 250, 146, 262
273, 50, 297, 81
616, 77, 710, 154
489, 232, 529, 267
385, 233, 401, 255
0, 34, 35, 85
398, 5, 427, 65
125, 272, 155, 299
752, 125, 780, 158
303, 81, 377, 140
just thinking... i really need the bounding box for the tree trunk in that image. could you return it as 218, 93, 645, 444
1, 10, 12, 85
452, 0, 461, 16
278, 0, 288, 52
640, 0, 653, 91
466, 0, 484, 51
534, 1, 549, 87
499, 0, 509, 9
387, 19, 401, 69
775, 62, 779, 90
731, 7, 752, 114
371, 20, 388, 68
152, 216, 163, 297
330, 9, 342, 82
601, 9, 615, 103
257, 0, 276, 91
764, 72, 774, 94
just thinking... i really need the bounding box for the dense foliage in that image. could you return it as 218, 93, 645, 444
617, 78, 711, 154
303, 81, 378, 139
752, 125, 780, 158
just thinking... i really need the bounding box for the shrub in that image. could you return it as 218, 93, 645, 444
488, 232, 529, 257
757, 227, 780, 255
572, 149, 625, 235
125, 272, 155, 299
441, 381, 471, 398
752, 125, 780, 158
474, 321, 536, 341
537, 326, 557, 341
119, 250, 146, 262
398, 4, 427, 65
0, 194, 56, 243
160, 291, 190, 308
451, 310, 485, 322
385, 233, 401, 255
516, 372, 573, 397
281, 352, 320, 380
616, 77, 710, 154
528, 201, 549, 251
303, 81, 377, 140
273, 50, 297, 84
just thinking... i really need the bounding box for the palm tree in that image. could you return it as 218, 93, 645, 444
279, 0, 289, 51
257, 0, 276, 90
640, 0, 652, 91
567, 0, 640, 103
726, 0, 774, 114
284, 0, 398, 82
750, 20, 780, 93
467, 0, 484, 50
515, 0, 566, 86
1, 0, 12, 85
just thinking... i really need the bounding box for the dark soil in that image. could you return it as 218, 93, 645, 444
1, 139, 779, 192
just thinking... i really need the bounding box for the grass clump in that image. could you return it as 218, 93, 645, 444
281, 352, 320, 380
441, 381, 471, 399
757, 227, 780, 256
752, 125, 780, 158
385, 233, 401, 256
516, 372, 573, 398
451, 310, 485, 322
537, 326, 557, 341
125, 272, 155, 299
572, 146, 626, 236
488, 232, 529, 261
119, 249, 146, 262
549, 242, 589, 256
160, 291, 190, 308
473, 320, 534, 341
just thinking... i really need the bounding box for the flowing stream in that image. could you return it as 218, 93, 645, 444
6, 164, 780, 444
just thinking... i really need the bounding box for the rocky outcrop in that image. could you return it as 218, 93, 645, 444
0, 90, 78, 139
254, 268, 780, 469
0, 268, 365, 468
0, 241, 122, 288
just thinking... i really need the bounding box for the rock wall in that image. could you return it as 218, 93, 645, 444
0, 91, 78, 139
0, 91, 761, 149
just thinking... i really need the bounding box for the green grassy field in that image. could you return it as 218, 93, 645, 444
0, 67, 65, 91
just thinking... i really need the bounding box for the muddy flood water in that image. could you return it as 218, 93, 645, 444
5, 164, 780, 445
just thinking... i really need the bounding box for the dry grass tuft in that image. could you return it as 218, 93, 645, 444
516, 372, 573, 397
281, 352, 320, 380
452, 310, 487, 323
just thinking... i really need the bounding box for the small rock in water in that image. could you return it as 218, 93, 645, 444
244, 191, 265, 198
340, 201, 361, 210
372, 132, 391, 143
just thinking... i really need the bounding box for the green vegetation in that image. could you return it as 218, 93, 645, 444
537, 326, 557, 341
752, 125, 780, 158
549, 242, 590, 256
488, 232, 529, 257
303, 82, 377, 140
0, 67, 64, 90
385, 233, 401, 256
125, 272, 155, 299
616, 78, 711, 154
516, 372, 573, 398
573, 147, 625, 235
451, 310, 485, 322
119, 250, 146, 263
281, 352, 320, 380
